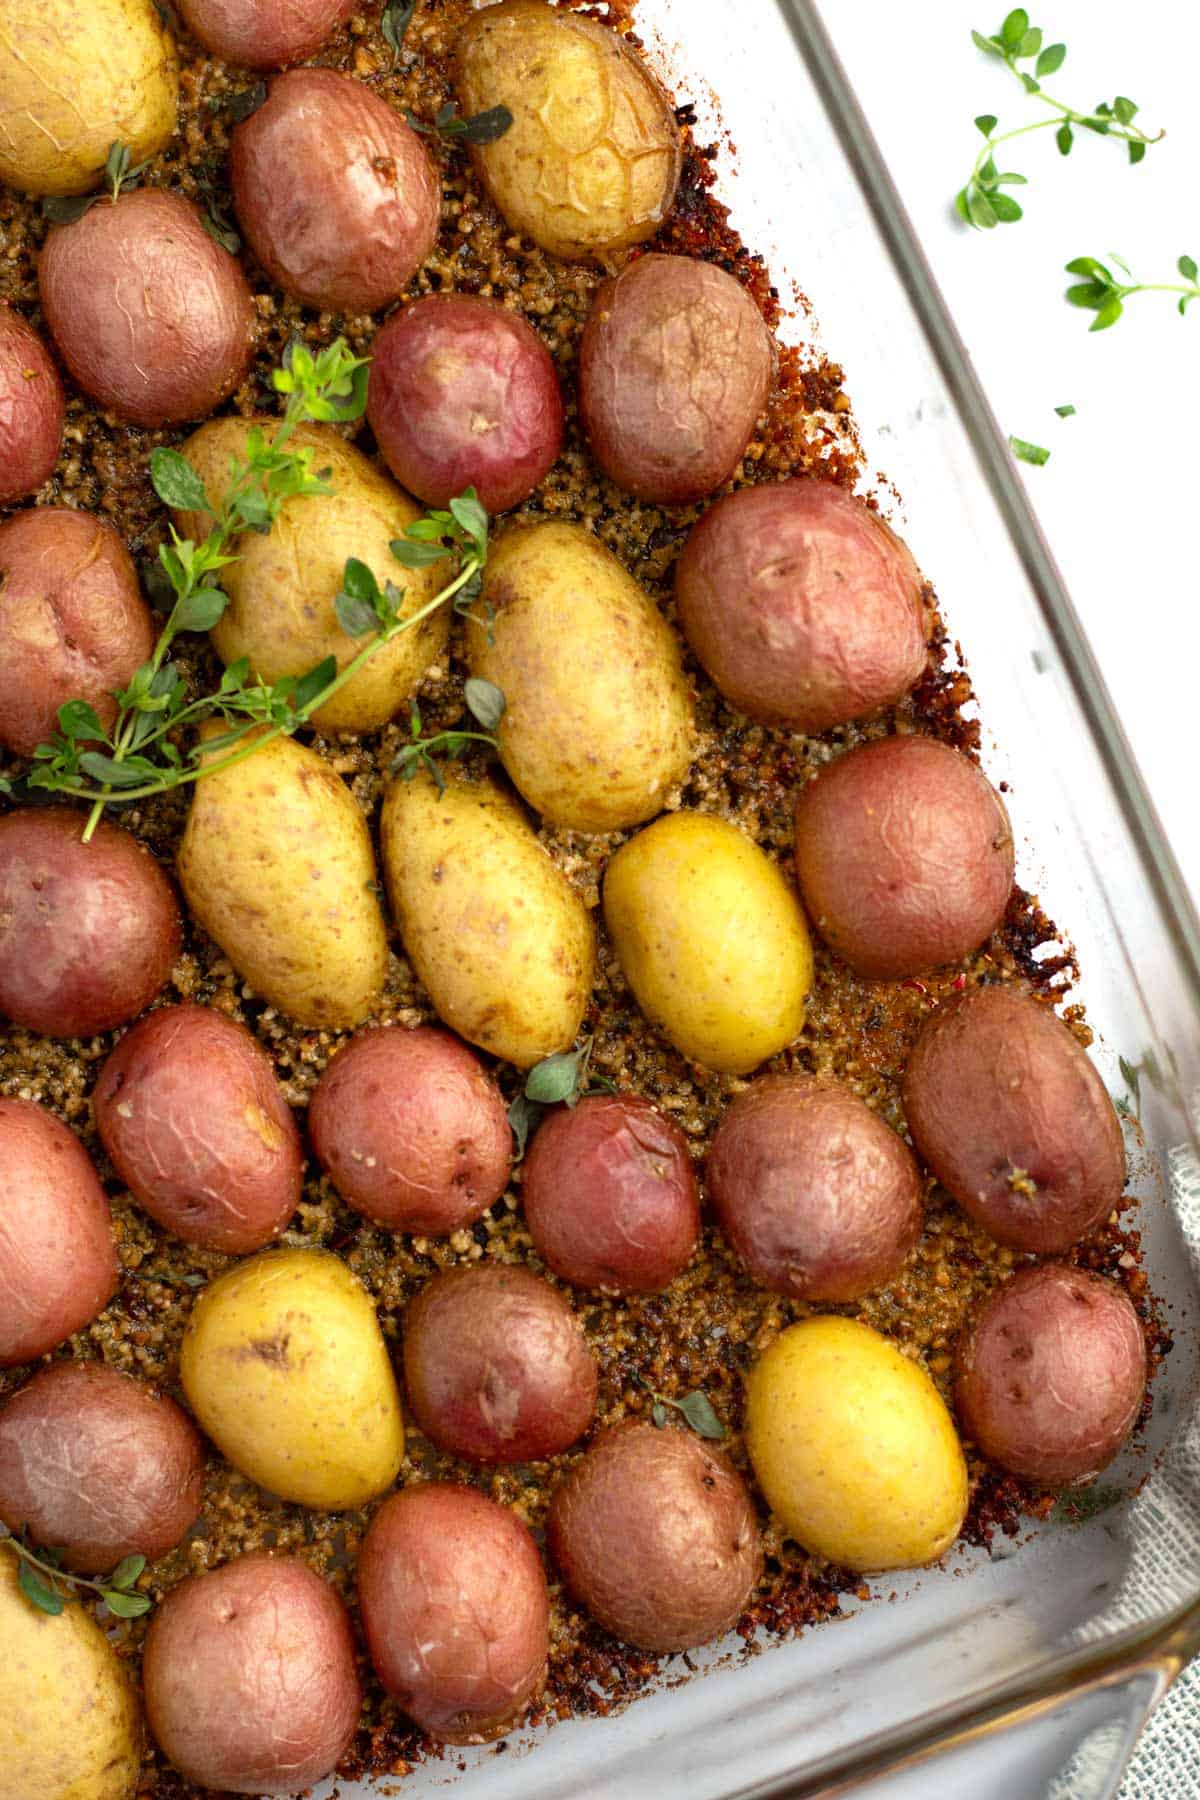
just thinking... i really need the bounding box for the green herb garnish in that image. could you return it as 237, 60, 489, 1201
41, 139, 150, 223
1009, 435, 1051, 466
635, 1375, 728, 1442
391, 681, 505, 794
381, 0, 416, 66
3, 1536, 152, 1619
1064, 252, 1200, 330
408, 102, 514, 145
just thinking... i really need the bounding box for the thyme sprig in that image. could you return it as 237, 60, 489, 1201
1065, 253, 1200, 330
631, 1374, 728, 1441
392, 679, 506, 792
407, 101, 514, 144
41, 139, 151, 223
957, 10, 1162, 229
2, 1534, 151, 1619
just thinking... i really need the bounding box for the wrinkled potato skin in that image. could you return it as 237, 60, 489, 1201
0, 0, 177, 197
454, 0, 681, 261
603, 810, 813, 1074
745, 1317, 968, 1572
309, 1026, 512, 1235
143, 1552, 361, 1796
0, 508, 153, 759
580, 255, 773, 505
0, 306, 64, 506
548, 1420, 761, 1652
231, 70, 439, 311
177, 729, 389, 1029
0, 1363, 204, 1573
177, 418, 447, 732
381, 768, 596, 1068
403, 1264, 597, 1463
359, 1484, 549, 1744
94, 1005, 304, 1254
675, 480, 928, 732
708, 1076, 922, 1302
0, 1551, 142, 1800
793, 736, 1014, 980
368, 295, 565, 515
955, 1264, 1147, 1486
176, 0, 355, 70
467, 522, 694, 832
521, 1094, 700, 1293
39, 191, 254, 429
903, 986, 1126, 1253
179, 1248, 404, 1509
0, 809, 181, 1038
0, 1098, 117, 1368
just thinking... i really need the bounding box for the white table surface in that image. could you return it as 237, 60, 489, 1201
824, 5, 1199, 1791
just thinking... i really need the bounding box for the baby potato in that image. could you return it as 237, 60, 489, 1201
467, 522, 694, 833
603, 810, 813, 1074
381, 767, 596, 1069
0, 0, 177, 198
0, 306, 64, 506
454, 0, 681, 262
177, 729, 388, 1029
176, 419, 447, 734
745, 1317, 968, 1572
176, 0, 355, 70
179, 1248, 404, 1509
0, 1551, 142, 1800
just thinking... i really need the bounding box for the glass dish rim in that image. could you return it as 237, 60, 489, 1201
721, 3, 1200, 1790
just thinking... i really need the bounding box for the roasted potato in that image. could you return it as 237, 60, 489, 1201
143, 1553, 361, 1796
579, 254, 773, 505
603, 809, 813, 1074
454, 1, 680, 262
0, 507, 153, 760
0, 1098, 117, 1367
0, 306, 64, 506
176, 0, 355, 69
0, 0, 177, 197
403, 1264, 597, 1464
176, 418, 448, 733
0, 1363, 203, 1573
903, 985, 1126, 1252
675, 479, 928, 731
466, 521, 694, 832
955, 1264, 1147, 1486
521, 1093, 699, 1293
177, 729, 388, 1029
179, 1248, 404, 1509
548, 1420, 760, 1652
745, 1317, 968, 1572
707, 1075, 922, 1302
368, 295, 565, 514
0, 809, 180, 1038
231, 69, 439, 312
380, 767, 596, 1068
0, 1550, 142, 1800
359, 1483, 549, 1743
39, 190, 254, 428
793, 735, 1014, 979
94, 1004, 304, 1253
309, 1025, 512, 1235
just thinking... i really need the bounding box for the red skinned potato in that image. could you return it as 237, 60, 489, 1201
231, 70, 440, 313
39, 189, 254, 428
579, 254, 773, 505
793, 735, 1014, 979
548, 1420, 761, 1652
403, 1264, 597, 1464
707, 1075, 922, 1302
675, 480, 927, 732
359, 1483, 549, 1743
309, 1025, 511, 1236
0, 305, 64, 505
955, 1264, 1146, 1485
521, 1094, 699, 1294
0, 1098, 117, 1367
94, 1004, 303, 1254
367, 295, 564, 514
0, 507, 154, 759
176, 0, 355, 69
903, 985, 1126, 1253
143, 1552, 361, 1796
0, 809, 180, 1038
0, 1362, 203, 1572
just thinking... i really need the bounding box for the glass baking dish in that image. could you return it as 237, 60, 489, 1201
325, 2, 1200, 1795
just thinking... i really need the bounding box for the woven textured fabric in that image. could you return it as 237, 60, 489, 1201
1121, 1661, 1200, 1798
